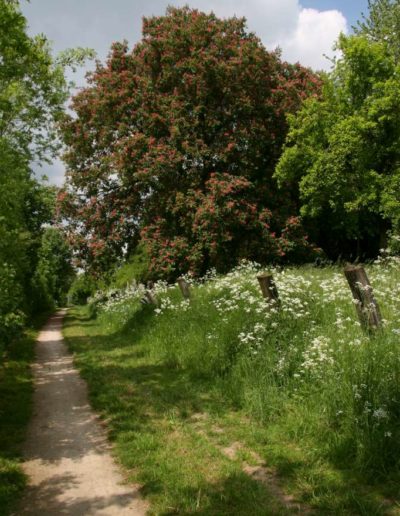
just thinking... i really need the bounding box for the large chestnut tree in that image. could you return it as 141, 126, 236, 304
59, 6, 321, 278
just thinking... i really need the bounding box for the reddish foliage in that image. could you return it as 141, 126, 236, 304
59, 6, 322, 277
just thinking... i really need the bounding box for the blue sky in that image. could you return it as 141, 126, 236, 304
302, 0, 368, 27
20, 0, 371, 184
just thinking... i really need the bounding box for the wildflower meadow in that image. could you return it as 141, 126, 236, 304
61, 254, 400, 513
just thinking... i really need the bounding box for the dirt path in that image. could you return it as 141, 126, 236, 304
17, 311, 148, 516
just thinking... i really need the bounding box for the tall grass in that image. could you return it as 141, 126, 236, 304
89, 258, 400, 479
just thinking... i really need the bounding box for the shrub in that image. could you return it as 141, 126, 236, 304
112, 245, 151, 287
0, 263, 25, 349
68, 274, 98, 305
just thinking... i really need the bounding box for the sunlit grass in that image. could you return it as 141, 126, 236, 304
64, 258, 400, 514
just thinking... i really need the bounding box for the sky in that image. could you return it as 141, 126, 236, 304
20, 0, 368, 185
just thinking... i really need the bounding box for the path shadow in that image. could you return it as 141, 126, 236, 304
17, 472, 142, 515
63, 303, 159, 347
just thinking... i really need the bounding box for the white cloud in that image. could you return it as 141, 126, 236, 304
278, 8, 348, 70
189, 2, 348, 71
172, 1, 347, 70
197, 0, 300, 44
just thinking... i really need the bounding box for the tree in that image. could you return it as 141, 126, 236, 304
0, 0, 94, 161
0, 0, 91, 347
356, 0, 400, 61
275, 31, 400, 258
59, 6, 321, 278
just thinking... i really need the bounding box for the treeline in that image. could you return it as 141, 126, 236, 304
277, 0, 400, 258
0, 1, 89, 350
59, 0, 400, 283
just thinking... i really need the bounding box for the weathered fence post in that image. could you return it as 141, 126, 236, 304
144, 290, 158, 305
343, 265, 382, 331
257, 273, 280, 306
177, 277, 191, 299
141, 281, 158, 305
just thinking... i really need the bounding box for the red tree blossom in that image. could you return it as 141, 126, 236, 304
59, 6, 321, 277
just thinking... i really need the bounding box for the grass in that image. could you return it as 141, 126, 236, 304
63, 259, 400, 514
64, 306, 290, 514
0, 314, 48, 516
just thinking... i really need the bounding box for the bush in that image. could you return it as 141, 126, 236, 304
386, 231, 400, 255
112, 245, 151, 287
68, 274, 98, 305
32, 228, 74, 311
30, 270, 55, 315
0, 263, 25, 349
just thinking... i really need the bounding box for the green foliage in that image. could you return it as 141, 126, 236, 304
32, 227, 74, 312
0, 0, 91, 347
0, 264, 25, 350
356, 0, 400, 61
68, 274, 98, 306
0, 0, 93, 161
56, 47, 97, 73
387, 231, 400, 254
275, 31, 400, 257
0, 0, 65, 161
112, 245, 151, 288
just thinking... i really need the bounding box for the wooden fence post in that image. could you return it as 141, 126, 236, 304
141, 281, 158, 305
177, 277, 191, 299
257, 273, 280, 306
144, 290, 158, 305
343, 265, 382, 331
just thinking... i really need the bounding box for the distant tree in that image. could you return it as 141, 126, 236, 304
33, 227, 74, 311
59, 6, 321, 278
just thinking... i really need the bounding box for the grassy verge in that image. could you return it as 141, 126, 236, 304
0, 314, 49, 516
64, 260, 400, 516
64, 305, 290, 515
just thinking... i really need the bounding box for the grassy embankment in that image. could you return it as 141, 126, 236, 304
0, 314, 49, 516
64, 260, 400, 514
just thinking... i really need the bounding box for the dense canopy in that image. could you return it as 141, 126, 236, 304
0, 0, 82, 348
59, 6, 321, 278
276, 4, 400, 257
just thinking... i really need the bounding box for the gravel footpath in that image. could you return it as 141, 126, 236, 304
16, 310, 148, 516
